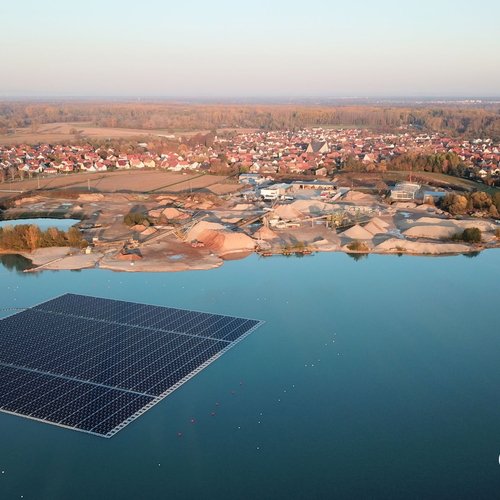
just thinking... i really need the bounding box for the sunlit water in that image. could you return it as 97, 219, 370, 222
1, 251, 500, 499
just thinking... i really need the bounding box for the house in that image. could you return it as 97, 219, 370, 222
390, 182, 421, 200
238, 173, 265, 185
306, 141, 329, 154
260, 183, 292, 200
292, 180, 337, 191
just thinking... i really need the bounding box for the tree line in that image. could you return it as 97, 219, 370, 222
439, 191, 500, 217
1, 102, 499, 139
0, 225, 85, 252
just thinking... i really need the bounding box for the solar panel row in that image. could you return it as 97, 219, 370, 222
0, 365, 153, 436
33, 294, 260, 341
0, 294, 263, 437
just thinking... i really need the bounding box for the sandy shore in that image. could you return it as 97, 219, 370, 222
6, 239, 491, 275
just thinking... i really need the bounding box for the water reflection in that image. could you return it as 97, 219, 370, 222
346, 253, 368, 261
0, 254, 34, 273
463, 251, 481, 259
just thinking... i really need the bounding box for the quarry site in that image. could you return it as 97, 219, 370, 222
2, 171, 500, 273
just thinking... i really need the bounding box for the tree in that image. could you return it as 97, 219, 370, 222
440, 194, 468, 215
25, 225, 41, 252
67, 227, 84, 247
492, 192, 500, 212
471, 191, 492, 210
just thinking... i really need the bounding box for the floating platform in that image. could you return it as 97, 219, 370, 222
0, 294, 263, 438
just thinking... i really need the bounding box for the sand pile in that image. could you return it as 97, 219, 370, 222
375, 238, 471, 255
15, 196, 41, 206
253, 226, 279, 240
148, 209, 163, 218
363, 220, 387, 235
392, 202, 417, 209
78, 193, 104, 202
415, 217, 449, 225
141, 227, 157, 236
341, 224, 374, 240
415, 204, 440, 212
403, 225, 458, 240
233, 203, 253, 211
187, 221, 226, 241
410, 217, 497, 233
156, 195, 178, 203
290, 200, 331, 215
187, 221, 255, 255
370, 217, 390, 229
116, 251, 143, 261
273, 204, 304, 221
342, 191, 376, 203
162, 207, 188, 220
197, 201, 215, 210
453, 220, 497, 232
311, 239, 340, 252
221, 217, 243, 224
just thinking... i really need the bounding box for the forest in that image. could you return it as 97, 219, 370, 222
0, 102, 499, 140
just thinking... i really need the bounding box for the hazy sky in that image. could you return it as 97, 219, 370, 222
1, 0, 499, 98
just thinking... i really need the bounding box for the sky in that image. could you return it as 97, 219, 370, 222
1, 0, 499, 98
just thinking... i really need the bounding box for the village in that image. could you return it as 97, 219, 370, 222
1, 127, 500, 272
1, 127, 500, 181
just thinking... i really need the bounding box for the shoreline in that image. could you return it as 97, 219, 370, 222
1, 243, 494, 274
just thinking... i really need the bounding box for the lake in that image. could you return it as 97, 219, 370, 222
1, 251, 500, 499
0, 218, 79, 231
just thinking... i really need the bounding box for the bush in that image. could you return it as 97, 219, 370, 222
455, 227, 482, 243
347, 240, 369, 252
124, 212, 152, 227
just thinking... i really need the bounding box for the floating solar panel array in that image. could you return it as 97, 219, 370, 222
0, 294, 263, 438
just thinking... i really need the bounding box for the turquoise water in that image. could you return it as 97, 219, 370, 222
1, 251, 500, 499
0, 218, 79, 231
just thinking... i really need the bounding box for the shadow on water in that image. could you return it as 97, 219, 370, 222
346, 252, 369, 261
463, 251, 481, 258
0, 254, 34, 273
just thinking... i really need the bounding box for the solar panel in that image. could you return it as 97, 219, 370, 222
0, 294, 263, 438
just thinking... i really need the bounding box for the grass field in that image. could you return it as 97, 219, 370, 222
0, 123, 259, 145
337, 170, 499, 194
0, 170, 238, 196
0, 122, 178, 145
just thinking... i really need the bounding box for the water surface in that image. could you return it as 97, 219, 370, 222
1, 251, 500, 499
